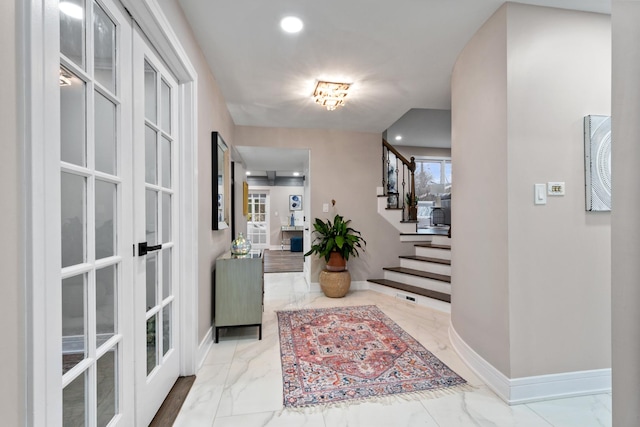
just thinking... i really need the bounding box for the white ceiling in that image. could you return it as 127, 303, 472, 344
178, 0, 610, 169
235, 146, 309, 176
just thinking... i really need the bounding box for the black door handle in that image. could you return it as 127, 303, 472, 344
138, 242, 162, 256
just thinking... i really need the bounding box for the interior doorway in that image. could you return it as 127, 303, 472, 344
247, 191, 270, 250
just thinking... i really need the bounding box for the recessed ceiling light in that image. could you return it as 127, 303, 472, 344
395, 135, 402, 141
246, 171, 251, 175
280, 16, 303, 33
59, 1, 84, 19
293, 172, 300, 176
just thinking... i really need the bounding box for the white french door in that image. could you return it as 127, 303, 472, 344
57, 1, 181, 425
59, 0, 134, 425
247, 191, 270, 249
132, 28, 181, 425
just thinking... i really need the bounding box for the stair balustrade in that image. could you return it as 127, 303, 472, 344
382, 139, 416, 221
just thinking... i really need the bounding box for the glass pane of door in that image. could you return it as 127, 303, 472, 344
60, 68, 86, 167
96, 349, 117, 427
60, 0, 86, 68
61, 173, 86, 267
94, 92, 116, 174
62, 273, 87, 374
64, 371, 87, 426
93, 3, 116, 92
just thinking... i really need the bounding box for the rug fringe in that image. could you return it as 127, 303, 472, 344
283, 383, 476, 412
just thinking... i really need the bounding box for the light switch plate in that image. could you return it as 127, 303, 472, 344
534, 184, 547, 205
323, 203, 329, 212
547, 182, 565, 196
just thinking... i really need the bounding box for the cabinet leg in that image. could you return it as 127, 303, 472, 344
215, 327, 219, 343
258, 325, 262, 340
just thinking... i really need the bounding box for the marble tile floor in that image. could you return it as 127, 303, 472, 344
174, 272, 611, 427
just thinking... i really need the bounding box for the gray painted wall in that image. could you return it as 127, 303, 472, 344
452, 3, 611, 379
612, 1, 640, 424
236, 126, 413, 283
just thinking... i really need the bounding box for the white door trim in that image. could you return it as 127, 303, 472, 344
23, 0, 64, 424
121, 0, 199, 377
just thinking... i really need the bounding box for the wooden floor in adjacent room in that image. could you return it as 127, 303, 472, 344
263, 249, 304, 273
149, 376, 196, 427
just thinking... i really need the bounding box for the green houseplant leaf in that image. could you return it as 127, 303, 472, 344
304, 214, 366, 262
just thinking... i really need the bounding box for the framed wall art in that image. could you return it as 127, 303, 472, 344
289, 195, 302, 211
584, 115, 611, 212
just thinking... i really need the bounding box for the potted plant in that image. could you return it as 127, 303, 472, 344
305, 215, 366, 297
406, 192, 418, 221
305, 215, 366, 272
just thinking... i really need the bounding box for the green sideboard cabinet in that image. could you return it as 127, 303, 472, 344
214, 250, 264, 343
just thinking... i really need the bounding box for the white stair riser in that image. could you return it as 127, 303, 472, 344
383, 271, 452, 295
400, 259, 451, 276
366, 282, 451, 313
399, 234, 434, 243
415, 246, 451, 260
431, 235, 451, 246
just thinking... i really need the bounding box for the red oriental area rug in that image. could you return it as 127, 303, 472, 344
277, 305, 466, 408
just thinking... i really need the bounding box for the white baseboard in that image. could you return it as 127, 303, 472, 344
309, 280, 450, 313
449, 323, 611, 404
196, 327, 213, 371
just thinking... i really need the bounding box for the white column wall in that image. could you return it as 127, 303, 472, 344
450, 5, 511, 376
451, 3, 611, 381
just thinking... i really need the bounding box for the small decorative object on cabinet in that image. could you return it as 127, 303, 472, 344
214, 251, 263, 342
231, 232, 252, 255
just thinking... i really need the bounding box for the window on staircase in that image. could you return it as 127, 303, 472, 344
415, 158, 451, 228
415, 158, 451, 200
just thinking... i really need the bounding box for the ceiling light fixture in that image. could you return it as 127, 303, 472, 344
395, 135, 402, 141
280, 16, 303, 33
313, 81, 351, 111
293, 172, 300, 176
246, 171, 251, 175
59, 1, 84, 19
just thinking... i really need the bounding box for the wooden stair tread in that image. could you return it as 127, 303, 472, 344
383, 266, 451, 282
401, 229, 449, 236
400, 220, 419, 224
368, 279, 451, 303
414, 242, 451, 250
399, 255, 451, 265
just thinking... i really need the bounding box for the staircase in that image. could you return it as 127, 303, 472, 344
372, 138, 452, 306
368, 234, 452, 304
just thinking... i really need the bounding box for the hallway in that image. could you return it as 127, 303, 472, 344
174, 273, 611, 426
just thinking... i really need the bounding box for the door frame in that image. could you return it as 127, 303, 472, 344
23, 0, 199, 424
